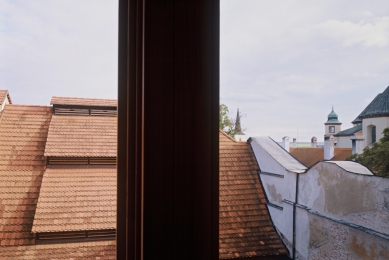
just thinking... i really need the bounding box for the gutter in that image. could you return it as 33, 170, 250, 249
292, 172, 300, 260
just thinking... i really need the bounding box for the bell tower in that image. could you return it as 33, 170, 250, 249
324, 106, 342, 135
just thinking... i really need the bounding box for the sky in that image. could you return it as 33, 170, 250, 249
1, 1, 389, 141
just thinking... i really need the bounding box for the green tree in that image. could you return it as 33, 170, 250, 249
219, 104, 236, 137
346, 127, 389, 177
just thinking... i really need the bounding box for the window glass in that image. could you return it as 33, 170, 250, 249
372, 126, 376, 143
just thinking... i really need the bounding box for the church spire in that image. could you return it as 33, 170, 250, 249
235, 108, 244, 135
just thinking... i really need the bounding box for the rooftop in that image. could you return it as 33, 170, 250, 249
335, 124, 362, 136
326, 106, 341, 124
0, 105, 51, 246
50, 96, 117, 107
44, 115, 117, 157
249, 136, 307, 173
219, 131, 288, 259
32, 168, 116, 233
352, 86, 389, 124
0, 93, 289, 259
289, 148, 352, 168
0, 89, 12, 105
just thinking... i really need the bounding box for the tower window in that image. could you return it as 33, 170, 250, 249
329, 126, 335, 133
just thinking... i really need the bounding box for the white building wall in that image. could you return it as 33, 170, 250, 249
296, 162, 389, 259
336, 135, 352, 148
250, 138, 304, 257
250, 137, 389, 259
362, 117, 389, 146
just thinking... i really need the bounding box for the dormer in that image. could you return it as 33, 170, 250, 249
50, 96, 117, 116
45, 96, 117, 166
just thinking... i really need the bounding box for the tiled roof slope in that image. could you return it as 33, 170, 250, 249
219, 131, 288, 259
0, 240, 115, 259
0, 105, 51, 246
51, 96, 117, 107
44, 115, 117, 157
352, 86, 389, 124
289, 148, 352, 168
32, 168, 116, 232
0, 89, 12, 104
335, 124, 362, 136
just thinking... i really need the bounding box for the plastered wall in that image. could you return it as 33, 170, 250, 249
362, 117, 389, 146
336, 135, 352, 148
250, 138, 389, 260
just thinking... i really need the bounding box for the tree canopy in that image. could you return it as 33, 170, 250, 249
346, 127, 389, 177
219, 104, 238, 137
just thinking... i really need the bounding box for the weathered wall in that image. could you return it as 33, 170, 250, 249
250, 139, 299, 255
250, 137, 389, 260
299, 162, 389, 234
305, 211, 389, 260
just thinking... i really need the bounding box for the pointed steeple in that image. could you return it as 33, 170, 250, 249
235, 108, 244, 135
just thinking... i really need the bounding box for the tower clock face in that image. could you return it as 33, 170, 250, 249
329, 126, 335, 133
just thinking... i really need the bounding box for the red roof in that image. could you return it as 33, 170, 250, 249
0, 105, 51, 246
290, 148, 352, 167
219, 131, 288, 259
51, 96, 117, 107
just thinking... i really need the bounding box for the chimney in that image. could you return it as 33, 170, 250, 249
311, 136, 317, 148
282, 136, 290, 152
324, 135, 334, 160
293, 138, 297, 148
351, 133, 365, 154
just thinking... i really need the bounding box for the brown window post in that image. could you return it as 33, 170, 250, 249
117, 0, 219, 259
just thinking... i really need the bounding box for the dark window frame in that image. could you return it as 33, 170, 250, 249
116, 1, 220, 259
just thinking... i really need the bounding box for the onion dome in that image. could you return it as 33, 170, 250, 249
326, 106, 340, 123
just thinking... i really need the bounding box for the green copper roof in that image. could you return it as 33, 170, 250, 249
326, 106, 340, 123
352, 86, 389, 124
335, 124, 362, 136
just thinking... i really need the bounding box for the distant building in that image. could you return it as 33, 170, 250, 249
234, 108, 247, 142
333, 85, 389, 154
324, 106, 342, 140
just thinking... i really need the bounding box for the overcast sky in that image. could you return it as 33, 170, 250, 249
1, 1, 389, 141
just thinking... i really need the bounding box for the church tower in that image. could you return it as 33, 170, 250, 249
324, 106, 342, 146
325, 106, 342, 135
234, 108, 246, 142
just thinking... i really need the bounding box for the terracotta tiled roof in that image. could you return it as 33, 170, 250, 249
44, 115, 117, 157
32, 168, 116, 233
0, 105, 51, 246
289, 148, 352, 168
51, 96, 117, 107
0, 240, 115, 259
0, 89, 12, 104
219, 131, 288, 259
332, 148, 353, 161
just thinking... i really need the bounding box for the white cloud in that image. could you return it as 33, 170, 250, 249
314, 17, 389, 47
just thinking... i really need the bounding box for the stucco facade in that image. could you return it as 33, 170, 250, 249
362, 117, 389, 147
336, 135, 353, 148
249, 136, 389, 260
